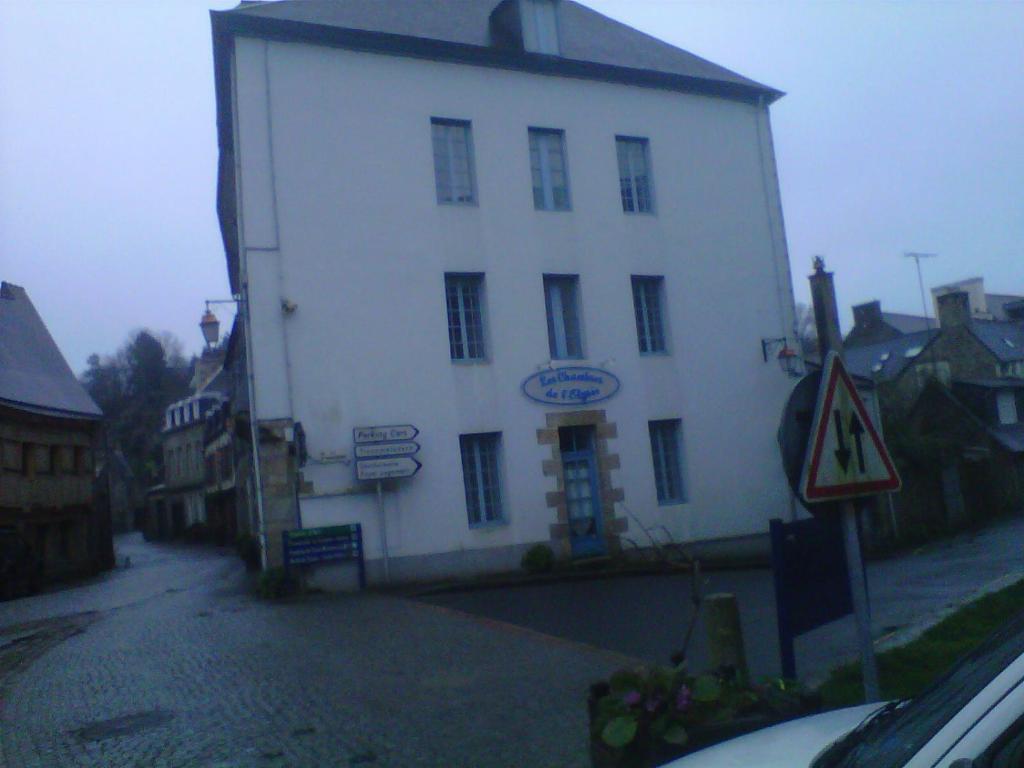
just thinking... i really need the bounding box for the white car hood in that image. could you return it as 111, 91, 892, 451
661, 703, 884, 768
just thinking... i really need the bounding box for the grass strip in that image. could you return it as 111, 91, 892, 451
818, 577, 1024, 707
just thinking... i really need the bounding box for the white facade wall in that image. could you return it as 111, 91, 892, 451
230, 37, 798, 575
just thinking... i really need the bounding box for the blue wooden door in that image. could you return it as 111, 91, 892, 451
560, 427, 604, 557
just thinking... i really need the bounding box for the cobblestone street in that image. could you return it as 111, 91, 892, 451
0, 535, 628, 768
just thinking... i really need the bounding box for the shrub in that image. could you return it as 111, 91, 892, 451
258, 567, 299, 599
521, 543, 555, 574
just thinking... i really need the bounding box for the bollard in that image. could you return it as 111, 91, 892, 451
705, 593, 749, 682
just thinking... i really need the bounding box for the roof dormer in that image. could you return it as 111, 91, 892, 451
490, 0, 562, 56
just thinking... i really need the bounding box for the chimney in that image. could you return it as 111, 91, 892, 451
809, 257, 844, 356
852, 301, 883, 333
937, 291, 971, 329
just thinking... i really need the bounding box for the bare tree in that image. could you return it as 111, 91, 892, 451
795, 302, 819, 360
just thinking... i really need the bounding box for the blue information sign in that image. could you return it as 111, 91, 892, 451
521, 366, 620, 406
282, 524, 366, 589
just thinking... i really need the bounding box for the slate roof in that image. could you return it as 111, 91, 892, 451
881, 311, 932, 335
224, 0, 777, 95
955, 377, 1024, 390
843, 329, 940, 383
984, 293, 1023, 321
0, 282, 102, 420
971, 320, 1024, 363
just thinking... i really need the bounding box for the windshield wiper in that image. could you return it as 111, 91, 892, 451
811, 700, 906, 768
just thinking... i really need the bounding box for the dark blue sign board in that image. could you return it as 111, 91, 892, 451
283, 523, 366, 590
769, 516, 854, 679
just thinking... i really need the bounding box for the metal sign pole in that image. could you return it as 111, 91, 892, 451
808, 259, 885, 704
841, 499, 880, 701
377, 479, 390, 584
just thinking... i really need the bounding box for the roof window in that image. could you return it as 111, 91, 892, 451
904, 345, 924, 359
521, 0, 560, 54
880, 352, 891, 362
489, 0, 561, 55
1004, 338, 1016, 348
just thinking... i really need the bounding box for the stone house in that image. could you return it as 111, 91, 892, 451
845, 291, 1024, 420
0, 281, 112, 584
902, 378, 1024, 535
845, 276, 1021, 349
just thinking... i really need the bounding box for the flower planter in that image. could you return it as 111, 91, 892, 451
587, 673, 820, 768
588, 706, 779, 768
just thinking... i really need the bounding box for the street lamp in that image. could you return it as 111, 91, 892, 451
199, 298, 239, 348
199, 307, 220, 348
762, 337, 801, 377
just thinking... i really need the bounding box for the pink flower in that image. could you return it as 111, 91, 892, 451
623, 690, 643, 707
675, 685, 692, 712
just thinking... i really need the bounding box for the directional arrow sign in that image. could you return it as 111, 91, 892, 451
356, 456, 422, 481
800, 351, 901, 502
353, 425, 419, 445
354, 441, 420, 459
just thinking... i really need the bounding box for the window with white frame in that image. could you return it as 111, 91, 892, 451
460, 433, 503, 526
617, 136, 653, 213
997, 390, 1019, 425
632, 276, 666, 354
649, 419, 685, 505
445, 274, 486, 361
529, 128, 570, 211
544, 275, 583, 359
520, 0, 560, 54
431, 119, 476, 204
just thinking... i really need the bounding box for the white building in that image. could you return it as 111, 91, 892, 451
211, 0, 800, 583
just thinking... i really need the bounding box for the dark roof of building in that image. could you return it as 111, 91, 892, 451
843, 329, 940, 383
955, 377, 1024, 390
985, 293, 1023, 321
881, 311, 932, 335
0, 282, 102, 420
225, 0, 777, 94
212, 2, 782, 293
970, 320, 1024, 363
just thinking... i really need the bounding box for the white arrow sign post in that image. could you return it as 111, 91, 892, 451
354, 442, 420, 459
352, 425, 422, 585
355, 456, 422, 481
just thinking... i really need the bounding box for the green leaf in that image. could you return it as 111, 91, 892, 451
610, 669, 646, 695
692, 675, 722, 703
649, 713, 670, 739
663, 723, 689, 745
601, 716, 639, 749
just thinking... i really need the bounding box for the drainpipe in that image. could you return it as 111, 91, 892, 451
229, 41, 268, 569
755, 94, 798, 348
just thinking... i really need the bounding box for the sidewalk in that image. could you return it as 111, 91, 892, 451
424, 515, 1024, 684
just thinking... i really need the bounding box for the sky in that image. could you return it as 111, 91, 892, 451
1, 0, 1021, 374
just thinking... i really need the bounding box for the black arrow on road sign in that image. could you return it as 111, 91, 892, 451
833, 409, 851, 471
849, 412, 866, 473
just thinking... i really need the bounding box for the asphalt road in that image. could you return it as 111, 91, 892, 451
423, 515, 1024, 683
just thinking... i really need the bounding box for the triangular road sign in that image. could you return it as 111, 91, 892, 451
800, 352, 901, 502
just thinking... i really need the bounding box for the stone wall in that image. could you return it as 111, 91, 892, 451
535, 409, 628, 558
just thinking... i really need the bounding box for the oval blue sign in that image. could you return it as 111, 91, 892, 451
521, 366, 621, 406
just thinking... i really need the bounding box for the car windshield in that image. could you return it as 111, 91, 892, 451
815, 609, 1024, 768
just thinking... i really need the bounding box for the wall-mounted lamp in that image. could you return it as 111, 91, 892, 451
200, 298, 239, 347
761, 337, 801, 377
